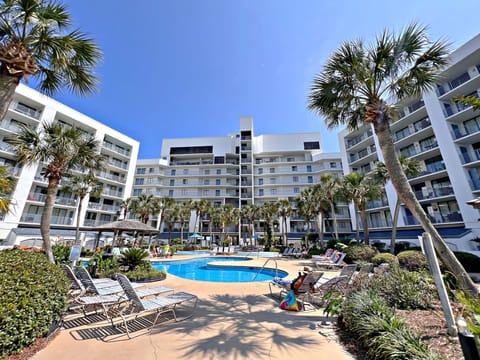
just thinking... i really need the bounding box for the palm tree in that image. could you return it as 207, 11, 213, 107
296, 187, 326, 247
341, 172, 382, 245
261, 202, 279, 249
453, 96, 480, 110
240, 204, 261, 246
191, 199, 209, 235
130, 194, 160, 225
308, 23, 478, 295
158, 196, 174, 243
0, 0, 102, 121
0, 165, 16, 214
61, 172, 103, 245
219, 204, 238, 245
373, 157, 421, 253
119, 197, 134, 219
319, 174, 341, 241
179, 202, 191, 243
8, 122, 103, 263
276, 199, 293, 246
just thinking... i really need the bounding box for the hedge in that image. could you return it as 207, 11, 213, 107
0, 250, 69, 357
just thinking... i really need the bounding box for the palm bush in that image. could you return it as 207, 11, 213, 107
343, 245, 378, 264
372, 253, 399, 268
453, 252, 480, 272
368, 267, 437, 310
118, 248, 149, 270
397, 250, 428, 271
341, 289, 441, 359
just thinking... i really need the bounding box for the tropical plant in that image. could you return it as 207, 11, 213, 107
61, 172, 103, 244
296, 187, 327, 247
241, 204, 261, 246
260, 201, 279, 249
218, 203, 239, 244
178, 201, 192, 242
0, 0, 102, 121
372, 253, 399, 268
276, 199, 293, 246
343, 245, 378, 264
118, 247, 149, 270
308, 23, 478, 295
191, 199, 210, 235
397, 250, 428, 271
158, 196, 174, 241
0, 164, 16, 214
7, 122, 103, 263
119, 197, 134, 219
131, 194, 160, 225
453, 95, 480, 110
373, 157, 421, 253
341, 172, 383, 245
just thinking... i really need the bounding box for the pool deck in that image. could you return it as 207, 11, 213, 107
31, 256, 355, 360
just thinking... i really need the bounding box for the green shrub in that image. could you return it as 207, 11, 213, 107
0, 250, 69, 357
372, 253, 399, 268
52, 245, 71, 264
119, 248, 149, 270
343, 245, 378, 264
453, 251, 480, 272
123, 262, 166, 281
368, 267, 437, 310
397, 250, 428, 271
341, 289, 441, 359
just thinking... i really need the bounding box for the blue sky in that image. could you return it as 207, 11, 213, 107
46, 0, 479, 158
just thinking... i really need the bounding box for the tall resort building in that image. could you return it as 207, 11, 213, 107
0, 84, 139, 247
338, 34, 480, 252
131, 117, 348, 243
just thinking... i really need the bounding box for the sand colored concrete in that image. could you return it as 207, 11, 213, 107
32, 256, 355, 360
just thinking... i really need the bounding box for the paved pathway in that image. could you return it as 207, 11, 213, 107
32, 256, 355, 360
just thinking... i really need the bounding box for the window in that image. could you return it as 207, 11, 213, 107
169, 179, 175, 186
171, 169, 176, 176
294, 187, 300, 194
330, 162, 337, 168
259, 178, 263, 185
216, 169, 221, 174
270, 189, 277, 195
183, 169, 188, 174
270, 178, 276, 184
182, 179, 187, 185
304, 141, 320, 150
306, 165, 312, 172
181, 189, 187, 196
149, 168, 155, 173
269, 168, 275, 173
258, 168, 263, 175
293, 176, 299, 183
204, 179, 210, 185
215, 190, 221, 196
291, 166, 297, 172
134, 178, 144, 185
259, 189, 264, 196
308, 176, 313, 184
216, 179, 221, 185
204, 169, 210, 175
133, 189, 142, 196
203, 190, 209, 196
137, 168, 146, 174
287, 157, 295, 162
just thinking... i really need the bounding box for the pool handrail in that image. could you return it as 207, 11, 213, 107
252, 258, 279, 281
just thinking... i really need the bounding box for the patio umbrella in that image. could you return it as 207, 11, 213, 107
189, 233, 202, 238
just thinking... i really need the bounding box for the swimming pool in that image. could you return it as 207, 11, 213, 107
152, 256, 288, 282
176, 251, 211, 255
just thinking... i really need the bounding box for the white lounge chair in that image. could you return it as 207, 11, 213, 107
314, 252, 346, 269
114, 274, 198, 338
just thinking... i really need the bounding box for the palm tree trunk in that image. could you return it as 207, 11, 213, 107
75, 195, 86, 245
375, 119, 478, 296
390, 199, 401, 254
283, 217, 288, 246
42, 177, 60, 263
354, 204, 360, 242
331, 202, 339, 241
360, 207, 369, 245
316, 215, 324, 248
0, 72, 20, 121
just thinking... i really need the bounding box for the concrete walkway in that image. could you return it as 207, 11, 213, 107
32, 256, 355, 360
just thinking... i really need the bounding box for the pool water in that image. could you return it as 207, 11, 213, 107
152, 256, 288, 282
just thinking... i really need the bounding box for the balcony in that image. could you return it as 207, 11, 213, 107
11, 103, 42, 119
102, 142, 131, 157
83, 219, 113, 227
460, 149, 480, 164
414, 186, 454, 200
27, 193, 77, 206
88, 203, 118, 212
367, 199, 389, 208
102, 189, 124, 198
345, 129, 373, 149
98, 171, 126, 183
107, 160, 128, 170
20, 213, 73, 225
404, 211, 463, 225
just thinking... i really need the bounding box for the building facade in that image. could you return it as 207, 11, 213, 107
1, 84, 139, 246
132, 117, 349, 242
338, 34, 480, 251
